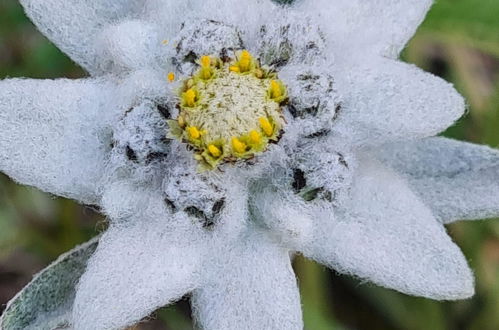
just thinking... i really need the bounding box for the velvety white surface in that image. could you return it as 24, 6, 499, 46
73, 188, 204, 330
330, 58, 465, 146
378, 137, 499, 223
296, 0, 433, 59
20, 0, 144, 74
191, 229, 303, 330
0, 78, 116, 205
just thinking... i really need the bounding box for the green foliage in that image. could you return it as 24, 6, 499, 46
422, 0, 499, 56
0, 238, 99, 330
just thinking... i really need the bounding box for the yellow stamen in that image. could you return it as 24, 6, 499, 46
208, 144, 222, 158
198, 56, 213, 79
162, 39, 169, 45
270, 80, 282, 99
200, 68, 212, 80
259, 117, 273, 137
183, 89, 197, 107
239, 50, 252, 72
229, 66, 240, 73
200, 55, 211, 67
249, 130, 262, 144
232, 137, 247, 153
187, 126, 201, 140
167, 72, 175, 82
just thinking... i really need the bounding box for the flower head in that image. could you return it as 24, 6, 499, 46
169, 50, 286, 170
1, 0, 499, 330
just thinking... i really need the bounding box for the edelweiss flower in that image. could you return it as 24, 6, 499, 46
2, 0, 499, 329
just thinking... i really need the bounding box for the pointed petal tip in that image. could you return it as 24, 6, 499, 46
398, 248, 476, 301
435, 262, 475, 301
332, 59, 465, 146
298, 159, 478, 301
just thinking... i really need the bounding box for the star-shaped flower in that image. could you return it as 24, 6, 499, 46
2, 1, 499, 329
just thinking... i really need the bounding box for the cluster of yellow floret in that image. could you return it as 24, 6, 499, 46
168, 50, 287, 170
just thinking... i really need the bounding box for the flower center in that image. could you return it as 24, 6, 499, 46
169, 50, 287, 170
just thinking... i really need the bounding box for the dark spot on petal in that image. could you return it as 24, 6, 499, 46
292, 169, 307, 192
183, 51, 198, 64
164, 198, 176, 211
126, 145, 138, 162
338, 153, 349, 169
306, 41, 318, 50
305, 129, 331, 139
157, 104, 171, 119
212, 198, 225, 214
185, 206, 214, 229
146, 152, 169, 164
332, 103, 342, 121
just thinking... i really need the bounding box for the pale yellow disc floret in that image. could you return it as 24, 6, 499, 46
187, 126, 201, 140
249, 130, 262, 144
208, 144, 222, 158
259, 117, 274, 137
170, 51, 287, 170
183, 89, 197, 107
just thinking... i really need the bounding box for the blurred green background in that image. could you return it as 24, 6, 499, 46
1, 0, 499, 329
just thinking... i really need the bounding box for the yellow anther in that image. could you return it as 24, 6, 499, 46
183, 89, 197, 107
208, 144, 222, 158
239, 50, 252, 72
200, 55, 211, 67
249, 130, 262, 144
241, 50, 251, 60
229, 66, 240, 73
200, 67, 212, 80
198, 56, 213, 79
167, 72, 175, 82
162, 39, 169, 45
232, 137, 247, 153
187, 126, 201, 140
259, 117, 273, 137
269, 80, 282, 99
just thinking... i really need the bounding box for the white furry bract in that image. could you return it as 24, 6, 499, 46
330, 58, 465, 145
1, 0, 498, 330
299, 159, 474, 300
377, 137, 499, 223
192, 229, 303, 330
0, 78, 116, 205
20, 0, 144, 75
296, 0, 433, 59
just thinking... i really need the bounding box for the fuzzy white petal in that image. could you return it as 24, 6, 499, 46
251, 186, 316, 249
256, 160, 475, 300
302, 159, 474, 300
96, 20, 164, 73
295, 0, 432, 58
72, 189, 204, 330
331, 58, 465, 146
191, 229, 303, 330
20, 0, 144, 75
377, 137, 499, 223
144, 0, 277, 49
0, 78, 117, 205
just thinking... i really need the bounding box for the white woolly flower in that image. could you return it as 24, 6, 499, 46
1, 1, 499, 329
